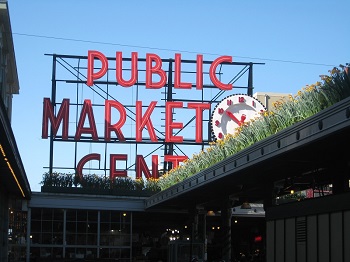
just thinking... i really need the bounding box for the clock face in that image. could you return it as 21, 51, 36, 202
211, 94, 266, 140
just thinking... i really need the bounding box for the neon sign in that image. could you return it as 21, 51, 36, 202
87, 51, 233, 90
42, 51, 255, 182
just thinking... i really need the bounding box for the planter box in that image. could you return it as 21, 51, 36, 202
41, 186, 158, 197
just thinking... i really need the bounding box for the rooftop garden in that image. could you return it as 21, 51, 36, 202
41, 64, 350, 195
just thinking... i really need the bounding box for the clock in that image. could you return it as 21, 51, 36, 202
211, 94, 266, 140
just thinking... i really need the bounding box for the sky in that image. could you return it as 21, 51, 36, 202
7, 1, 350, 192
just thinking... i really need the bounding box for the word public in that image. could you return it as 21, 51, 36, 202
87, 50, 234, 90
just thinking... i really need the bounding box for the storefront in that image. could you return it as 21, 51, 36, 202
7, 192, 266, 262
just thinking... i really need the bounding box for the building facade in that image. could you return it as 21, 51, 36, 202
8, 192, 265, 262
2, 1, 350, 261
0, 1, 31, 262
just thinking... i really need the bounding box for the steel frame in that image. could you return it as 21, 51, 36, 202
46, 53, 264, 178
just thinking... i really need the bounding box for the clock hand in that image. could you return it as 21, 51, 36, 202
225, 111, 242, 126
240, 114, 246, 123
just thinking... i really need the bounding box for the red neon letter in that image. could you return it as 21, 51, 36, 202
174, 53, 192, 89
209, 56, 233, 90
136, 155, 159, 179
187, 102, 210, 143
165, 102, 184, 143
87, 50, 108, 86
196, 54, 203, 90
136, 101, 158, 142
76, 153, 101, 181
110, 154, 127, 180
164, 155, 188, 169
42, 98, 70, 140
75, 99, 98, 141
116, 51, 138, 87
145, 53, 166, 89
105, 100, 126, 142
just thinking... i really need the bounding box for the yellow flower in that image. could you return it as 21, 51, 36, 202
330, 67, 340, 75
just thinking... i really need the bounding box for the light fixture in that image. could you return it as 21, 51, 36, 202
0, 144, 26, 198
207, 210, 215, 216
240, 202, 251, 209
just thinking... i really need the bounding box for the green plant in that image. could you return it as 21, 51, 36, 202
40, 66, 349, 193
158, 65, 350, 190
134, 178, 145, 191
145, 178, 161, 192
279, 191, 306, 201
40, 172, 74, 187
112, 177, 135, 190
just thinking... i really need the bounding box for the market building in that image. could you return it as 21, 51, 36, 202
2, 1, 350, 262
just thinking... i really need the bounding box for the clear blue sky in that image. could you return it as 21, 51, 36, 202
7, 1, 350, 192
